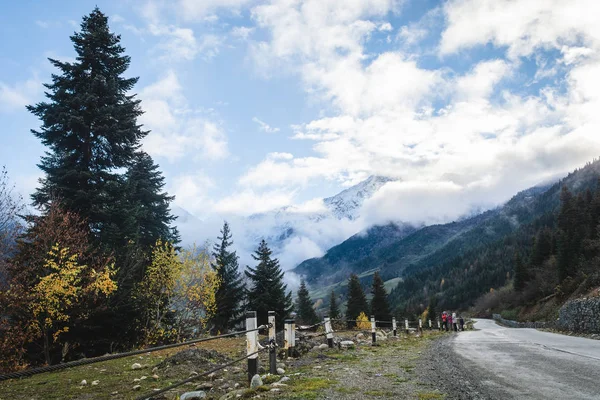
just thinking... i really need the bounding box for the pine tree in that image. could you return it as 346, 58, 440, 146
124, 152, 179, 249
514, 252, 527, 291
346, 273, 368, 328
296, 280, 319, 325
329, 290, 340, 320
245, 240, 293, 327
211, 222, 245, 333
26, 8, 178, 349
427, 295, 438, 323
370, 272, 390, 322
27, 8, 147, 243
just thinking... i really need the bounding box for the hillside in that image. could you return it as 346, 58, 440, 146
294, 159, 600, 316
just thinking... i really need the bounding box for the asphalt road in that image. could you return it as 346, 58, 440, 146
449, 319, 600, 399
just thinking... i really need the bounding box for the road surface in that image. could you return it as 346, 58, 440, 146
449, 319, 600, 399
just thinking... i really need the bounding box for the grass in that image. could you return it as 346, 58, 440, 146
280, 377, 336, 400
364, 389, 394, 397
0, 337, 247, 400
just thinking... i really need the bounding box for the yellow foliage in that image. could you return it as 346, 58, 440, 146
355, 312, 370, 330
29, 244, 117, 344
138, 240, 221, 344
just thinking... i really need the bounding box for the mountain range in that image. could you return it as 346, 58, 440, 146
293, 159, 600, 315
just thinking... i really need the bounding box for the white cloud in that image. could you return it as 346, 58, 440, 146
439, 0, 600, 59
236, 0, 600, 234
252, 117, 280, 133
140, 71, 229, 161
214, 189, 296, 215
147, 24, 223, 61
0, 74, 42, 112
231, 26, 255, 40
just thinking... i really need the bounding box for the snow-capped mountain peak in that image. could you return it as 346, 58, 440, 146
323, 176, 395, 220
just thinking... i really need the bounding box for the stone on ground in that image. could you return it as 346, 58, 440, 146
250, 374, 263, 388
180, 391, 207, 399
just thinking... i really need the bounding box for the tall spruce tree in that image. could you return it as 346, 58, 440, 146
245, 240, 293, 326
370, 272, 390, 322
211, 222, 245, 333
26, 8, 177, 348
329, 290, 340, 320
346, 273, 368, 328
296, 280, 319, 325
28, 8, 147, 242
124, 152, 179, 249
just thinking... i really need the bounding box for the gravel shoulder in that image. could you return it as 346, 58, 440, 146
417, 334, 511, 400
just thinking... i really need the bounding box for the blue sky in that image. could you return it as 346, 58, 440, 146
2, 0, 600, 237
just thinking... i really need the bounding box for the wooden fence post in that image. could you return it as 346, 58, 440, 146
392, 317, 397, 337
419, 319, 423, 333
437, 320, 441, 330
428, 319, 432, 330
324, 316, 334, 348
268, 311, 276, 375
371, 315, 376, 344
290, 318, 296, 357
284, 319, 291, 356
246, 311, 258, 382
405, 319, 409, 334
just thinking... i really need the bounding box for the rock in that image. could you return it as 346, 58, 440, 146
258, 365, 266, 374
250, 374, 263, 388
270, 388, 281, 392
133, 385, 142, 390
207, 372, 216, 379
313, 366, 322, 369
218, 389, 246, 400
131, 363, 142, 370
91, 380, 99, 386
276, 363, 286, 370
195, 382, 213, 391
310, 345, 320, 352
111, 391, 118, 396
276, 367, 285, 375
133, 378, 141, 383
356, 333, 365, 340
318, 343, 328, 349
180, 391, 207, 399
340, 340, 355, 349
234, 383, 240, 388
271, 382, 288, 387
140, 376, 147, 380
152, 374, 159, 380
278, 377, 291, 383
80, 379, 87, 386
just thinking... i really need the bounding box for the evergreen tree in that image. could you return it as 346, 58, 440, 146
329, 290, 340, 320
211, 222, 245, 333
124, 152, 179, 249
370, 271, 390, 321
27, 8, 147, 243
296, 280, 319, 325
26, 8, 178, 349
245, 240, 293, 327
514, 252, 527, 291
346, 273, 368, 328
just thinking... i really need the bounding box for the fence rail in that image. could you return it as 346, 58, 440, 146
3, 310, 451, 400
0, 325, 268, 382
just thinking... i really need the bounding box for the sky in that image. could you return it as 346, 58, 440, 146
2, 0, 600, 264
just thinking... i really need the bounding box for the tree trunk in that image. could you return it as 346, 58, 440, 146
43, 328, 51, 365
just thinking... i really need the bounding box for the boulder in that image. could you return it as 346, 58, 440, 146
131, 363, 142, 370
250, 374, 263, 388
318, 343, 328, 349
276, 367, 285, 375
180, 391, 206, 400
340, 340, 355, 349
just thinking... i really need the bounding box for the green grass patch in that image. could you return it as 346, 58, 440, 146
364, 389, 394, 397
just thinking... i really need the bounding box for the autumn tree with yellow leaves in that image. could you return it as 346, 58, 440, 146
29, 245, 117, 365
136, 240, 220, 345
